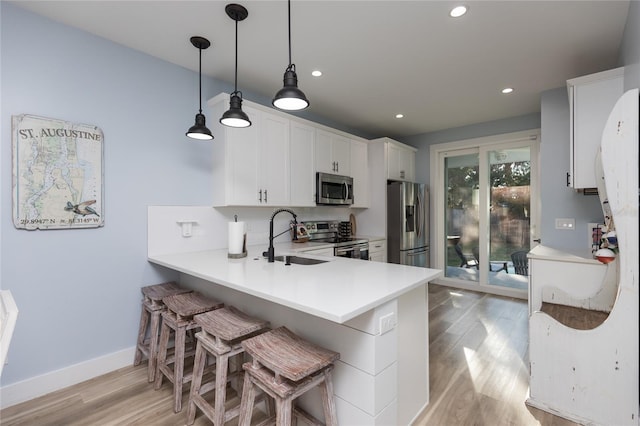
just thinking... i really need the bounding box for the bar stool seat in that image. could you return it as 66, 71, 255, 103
187, 306, 270, 425
154, 291, 224, 413
238, 326, 340, 426
133, 281, 191, 382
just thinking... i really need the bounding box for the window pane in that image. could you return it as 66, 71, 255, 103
444, 153, 479, 282
488, 147, 530, 289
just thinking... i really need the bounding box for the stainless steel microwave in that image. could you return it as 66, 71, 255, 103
316, 172, 354, 206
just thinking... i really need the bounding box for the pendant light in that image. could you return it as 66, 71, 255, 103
220, 4, 251, 128
272, 0, 309, 111
186, 36, 213, 140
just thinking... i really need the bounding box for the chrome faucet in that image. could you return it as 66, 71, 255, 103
266, 208, 298, 262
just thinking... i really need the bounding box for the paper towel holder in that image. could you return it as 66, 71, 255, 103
177, 220, 198, 237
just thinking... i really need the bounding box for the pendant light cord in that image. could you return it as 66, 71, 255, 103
287, 0, 292, 67
198, 47, 203, 114
234, 18, 239, 94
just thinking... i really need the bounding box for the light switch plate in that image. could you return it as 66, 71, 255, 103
555, 218, 575, 230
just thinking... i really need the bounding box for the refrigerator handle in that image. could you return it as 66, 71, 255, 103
416, 192, 422, 238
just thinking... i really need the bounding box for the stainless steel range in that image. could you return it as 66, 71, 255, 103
302, 220, 369, 260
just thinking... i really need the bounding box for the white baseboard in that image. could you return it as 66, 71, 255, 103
0, 346, 136, 409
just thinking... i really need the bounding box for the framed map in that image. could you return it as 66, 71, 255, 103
12, 114, 104, 230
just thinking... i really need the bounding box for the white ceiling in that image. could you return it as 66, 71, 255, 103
12, 1, 630, 139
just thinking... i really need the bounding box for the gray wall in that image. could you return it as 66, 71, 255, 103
621, 0, 640, 90
401, 0, 640, 253
0, 3, 218, 385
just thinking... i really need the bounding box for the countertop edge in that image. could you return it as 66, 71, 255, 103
148, 248, 441, 324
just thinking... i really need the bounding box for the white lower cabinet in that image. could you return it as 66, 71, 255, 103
369, 238, 387, 262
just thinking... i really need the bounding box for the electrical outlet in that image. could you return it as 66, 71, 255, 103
379, 312, 397, 335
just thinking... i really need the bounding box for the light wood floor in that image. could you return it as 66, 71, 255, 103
1, 284, 579, 426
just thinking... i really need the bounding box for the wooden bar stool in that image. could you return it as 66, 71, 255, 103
187, 306, 270, 425
238, 326, 340, 426
133, 281, 192, 382
154, 291, 224, 413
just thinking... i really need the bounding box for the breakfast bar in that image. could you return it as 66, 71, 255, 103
148, 245, 442, 425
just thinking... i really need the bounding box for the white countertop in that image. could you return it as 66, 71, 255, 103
528, 244, 601, 265
148, 245, 441, 323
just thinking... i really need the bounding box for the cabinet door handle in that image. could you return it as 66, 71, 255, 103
336, 162, 339, 173
400, 170, 405, 179
566, 172, 571, 187
258, 189, 262, 202
264, 189, 268, 203
533, 238, 541, 243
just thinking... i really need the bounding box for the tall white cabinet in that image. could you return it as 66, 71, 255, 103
567, 67, 624, 189
386, 140, 416, 182
355, 138, 418, 238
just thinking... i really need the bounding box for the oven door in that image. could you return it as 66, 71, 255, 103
335, 243, 369, 260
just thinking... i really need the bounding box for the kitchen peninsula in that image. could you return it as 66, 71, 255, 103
148, 207, 441, 425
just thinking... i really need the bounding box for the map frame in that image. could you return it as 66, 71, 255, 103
12, 114, 104, 230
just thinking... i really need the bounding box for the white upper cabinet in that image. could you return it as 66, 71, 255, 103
209, 93, 368, 208
385, 138, 416, 181
290, 121, 316, 207
567, 67, 624, 189
315, 129, 351, 176
260, 113, 290, 206
210, 95, 290, 207
350, 139, 369, 208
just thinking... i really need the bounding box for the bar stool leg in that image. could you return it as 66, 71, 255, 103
187, 340, 208, 425
319, 370, 338, 426
153, 321, 171, 390
213, 353, 230, 426
276, 397, 293, 426
238, 372, 256, 426
133, 304, 149, 366
146, 309, 162, 382
173, 323, 187, 412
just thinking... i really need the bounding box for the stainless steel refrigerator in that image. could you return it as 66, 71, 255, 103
387, 181, 429, 267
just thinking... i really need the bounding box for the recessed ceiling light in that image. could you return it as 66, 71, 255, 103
395, 114, 404, 119
501, 87, 514, 94
449, 5, 468, 18
311, 70, 322, 77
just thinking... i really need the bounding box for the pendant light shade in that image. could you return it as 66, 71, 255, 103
186, 36, 213, 140
221, 4, 251, 128
220, 92, 251, 128
272, 0, 309, 111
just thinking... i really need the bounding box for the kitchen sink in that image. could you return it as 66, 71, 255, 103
273, 255, 328, 265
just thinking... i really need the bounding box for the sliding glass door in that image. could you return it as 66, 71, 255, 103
444, 150, 480, 282
431, 131, 540, 296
